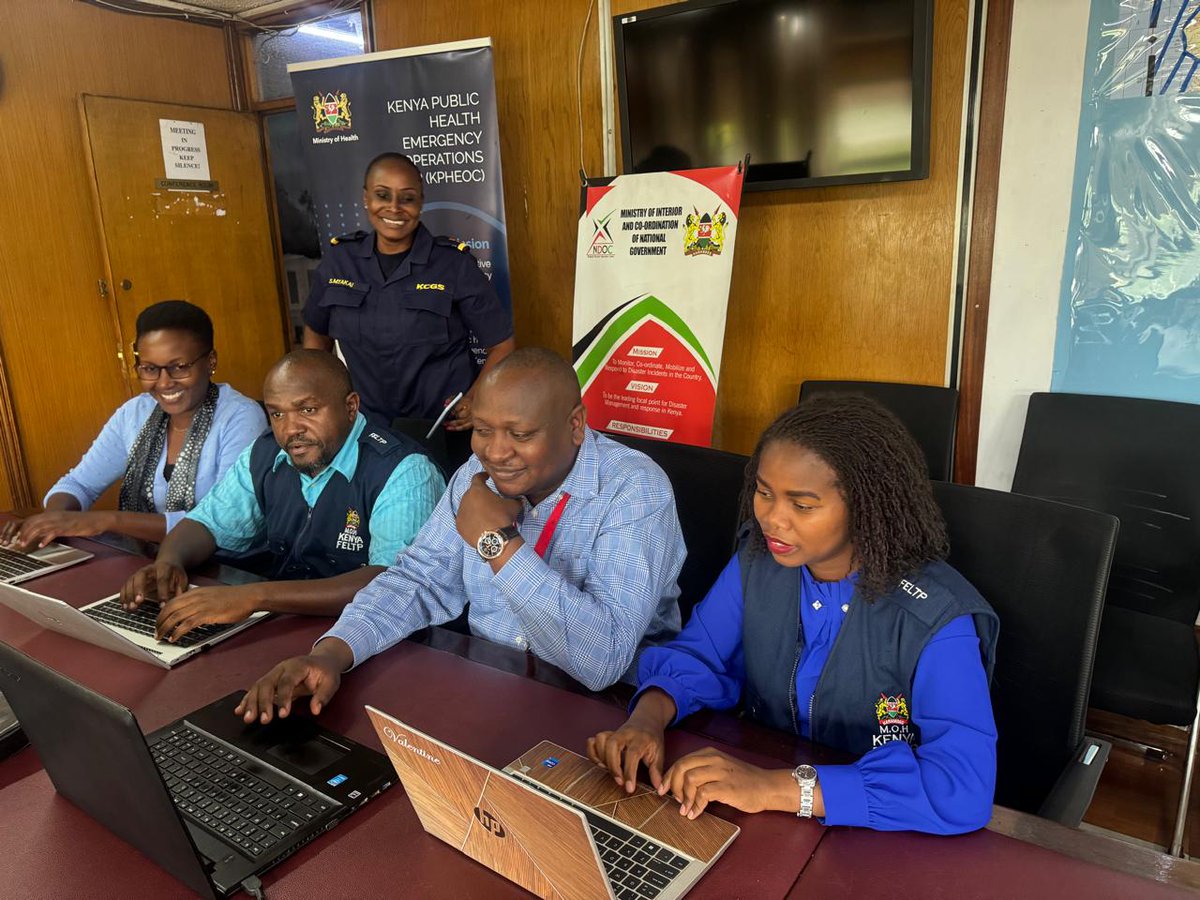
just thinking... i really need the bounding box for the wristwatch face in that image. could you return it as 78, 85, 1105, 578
795, 765, 818, 784
477, 530, 505, 560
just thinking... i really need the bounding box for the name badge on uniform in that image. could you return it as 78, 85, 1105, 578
335, 507, 365, 552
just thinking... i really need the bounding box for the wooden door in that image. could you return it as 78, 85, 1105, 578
0, 347, 29, 511
81, 95, 286, 400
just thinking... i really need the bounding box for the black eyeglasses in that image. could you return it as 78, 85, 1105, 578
132, 349, 212, 381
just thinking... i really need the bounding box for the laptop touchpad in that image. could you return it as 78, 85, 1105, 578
266, 735, 346, 775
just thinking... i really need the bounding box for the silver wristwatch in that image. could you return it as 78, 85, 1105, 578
477, 525, 520, 560
792, 764, 818, 818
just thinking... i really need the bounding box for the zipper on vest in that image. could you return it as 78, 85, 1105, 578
789, 584, 804, 735
788, 648, 802, 735
286, 506, 314, 572
806, 594, 857, 745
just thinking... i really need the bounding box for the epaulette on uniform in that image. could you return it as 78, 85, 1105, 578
330, 230, 368, 246
434, 235, 472, 253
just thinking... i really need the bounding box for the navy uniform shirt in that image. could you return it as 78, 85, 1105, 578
302, 223, 513, 422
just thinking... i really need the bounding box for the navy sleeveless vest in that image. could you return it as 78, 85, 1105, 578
247, 424, 425, 580
740, 536, 998, 757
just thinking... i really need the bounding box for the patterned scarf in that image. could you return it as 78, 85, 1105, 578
119, 382, 219, 514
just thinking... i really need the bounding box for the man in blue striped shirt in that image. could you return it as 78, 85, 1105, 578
237, 348, 686, 723
119, 351, 444, 640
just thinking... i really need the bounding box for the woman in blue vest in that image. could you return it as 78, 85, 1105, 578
0, 301, 265, 549
588, 396, 999, 834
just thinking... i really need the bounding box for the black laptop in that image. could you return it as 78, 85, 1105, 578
0, 688, 24, 759
0, 641, 393, 898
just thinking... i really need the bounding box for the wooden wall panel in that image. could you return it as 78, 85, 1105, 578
0, 0, 232, 502
377, 0, 969, 453
615, 0, 970, 453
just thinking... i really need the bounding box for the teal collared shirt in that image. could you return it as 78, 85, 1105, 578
187, 413, 444, 566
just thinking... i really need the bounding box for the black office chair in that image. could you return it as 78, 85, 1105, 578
388, 416, 472, 478
932, 481, 1118, 825
1012, 392, 1200, 854
606, 433, 748, 625
799, 380, 959, 481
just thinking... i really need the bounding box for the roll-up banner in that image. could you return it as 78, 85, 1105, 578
288, 38, 512, 322
572, 164, 746, 447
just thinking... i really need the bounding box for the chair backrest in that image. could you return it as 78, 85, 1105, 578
931, 481, 1118, 816
606, 433, 749, 624
798, 380, 959, 481
1012, 392, 1200, 625
389, 416, 472, 479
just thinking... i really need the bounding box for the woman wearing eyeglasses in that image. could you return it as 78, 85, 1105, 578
0, 300, 266, 549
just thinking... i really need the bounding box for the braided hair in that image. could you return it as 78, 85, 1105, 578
737, 394, 948, 600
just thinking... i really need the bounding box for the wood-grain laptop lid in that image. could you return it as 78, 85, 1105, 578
365, 706, 613, 900
507, 741, 738, 865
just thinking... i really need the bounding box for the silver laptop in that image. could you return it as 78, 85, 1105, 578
0, 543, 93, 584
366, 706, 739, 900
0, 581, 268, 668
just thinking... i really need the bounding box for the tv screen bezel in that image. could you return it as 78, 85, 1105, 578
613, 0, 935, 192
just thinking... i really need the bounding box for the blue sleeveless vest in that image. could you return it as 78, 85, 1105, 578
247, 425, 424, 580
740, 536, 998, 757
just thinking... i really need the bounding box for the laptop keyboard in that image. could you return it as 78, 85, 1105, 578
0, 547, 51, 581
83, 599, 236, 648
510, 772, 689, 899
150, 725, 335, 860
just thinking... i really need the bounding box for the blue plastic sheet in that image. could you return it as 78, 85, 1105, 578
1055, 0, 1200, 401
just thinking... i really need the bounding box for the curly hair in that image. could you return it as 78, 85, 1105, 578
737, 394, 948, 600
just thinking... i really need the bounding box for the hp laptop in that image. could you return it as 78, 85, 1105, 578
0, 581, 268, 668
366, 707, 739, 900
0, 641, 394, 899
0, 542, 92, 584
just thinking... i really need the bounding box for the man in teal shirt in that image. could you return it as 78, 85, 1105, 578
120, 350, 445, 642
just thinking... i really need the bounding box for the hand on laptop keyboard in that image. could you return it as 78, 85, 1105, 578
0, 511, 105, 551
661, 747, 798, 820
0, 518, 24, 548
120, 560, 189, 611
588, 690, 674, 794
155, 584, 260, 642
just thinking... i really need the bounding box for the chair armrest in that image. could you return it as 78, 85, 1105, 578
1036, 737, 1111, 827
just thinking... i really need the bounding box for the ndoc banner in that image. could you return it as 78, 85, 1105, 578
288, 38, 511, 312
572, 165, 745, 447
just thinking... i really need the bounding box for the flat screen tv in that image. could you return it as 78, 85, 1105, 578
614, 0, 934, 191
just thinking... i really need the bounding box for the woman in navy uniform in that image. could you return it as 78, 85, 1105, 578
302, 152, 515, 431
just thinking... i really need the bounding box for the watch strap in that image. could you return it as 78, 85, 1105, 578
793, 765, 817, 818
